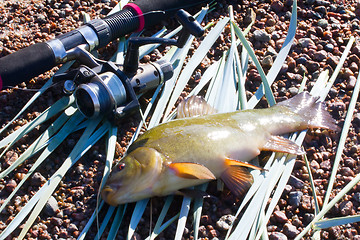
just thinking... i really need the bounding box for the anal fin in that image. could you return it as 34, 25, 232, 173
169, 162, 216, 180
262, 136, 304, 155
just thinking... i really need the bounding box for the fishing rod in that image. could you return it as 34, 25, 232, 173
0, 0, 208, 119
0, 0, 210, 89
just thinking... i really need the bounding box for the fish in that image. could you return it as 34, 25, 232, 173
101, 92, 338, 206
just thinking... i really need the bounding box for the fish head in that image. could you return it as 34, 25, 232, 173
101, 147, 164, 206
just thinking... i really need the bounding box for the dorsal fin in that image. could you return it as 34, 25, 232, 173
177, 96, 217, 119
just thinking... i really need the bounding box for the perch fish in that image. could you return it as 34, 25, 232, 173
102, 92, 337, 206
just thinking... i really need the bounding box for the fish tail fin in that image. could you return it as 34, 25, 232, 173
277, 92, 339, 131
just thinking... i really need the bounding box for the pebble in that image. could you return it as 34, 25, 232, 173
4, 151, 18, 167
288, 175, 304, 189
44, 196, 59, 216
269, 232, 288, 240
324, 43, 334, 52
288, 191, 303, 207
329, 226, 341, 239
344, 157, 356, 168
347, 75, 357, 89
5, 179, 17, 192
273, 211, 288, 223
298, 38, 315, 48
283, 223, 298, 238
244, 8, 256, 25
253, 30, 271, 42
320, 160, 332, 171
262, 55, 273, 68
50, 217, 63, 227
216, 215, 235, 231
353, 113, 360, 127
288, 87, 298, 96
301, 195, 313, 211
327, 55, 340, 69
306, 60, 320, 72
31, 172, 47, 186
303, 213, 315, 225
310, 160, 320, 170
271, 0, 284, 13
314, 50, 327, 61
340, 167, 354, 177
339, 200, 354, 216
317, 19, 329, 28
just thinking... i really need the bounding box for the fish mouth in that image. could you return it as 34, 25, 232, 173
101, 186, 118, 206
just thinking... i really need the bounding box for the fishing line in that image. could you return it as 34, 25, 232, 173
4, 81, 63, 91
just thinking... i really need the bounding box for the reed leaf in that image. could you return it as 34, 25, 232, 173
174, 196, 192, 240
163, 14, 227, 118
0, 116, 111, 240
319, 36, 355, 102
303, 153, 320, 215
232, 20, 275, 107
192, 183, 209, 240
0, 95, 74, 151
0, 107, 78, 214
314, 215, 360, 230
147, 196, 175, 240
247, 0, 297, 108
107, 205, 127, 240
127, 199, 149, 240
295, 50, 360, 239
97, 206, 116, 239
77, 201, 105, 240
322, 37, 355, 206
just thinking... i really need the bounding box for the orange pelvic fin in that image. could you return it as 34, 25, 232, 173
262, 136, 305, 155
221, 160, 254, 197
224, 158, 264, 171
169, 162, 216, 180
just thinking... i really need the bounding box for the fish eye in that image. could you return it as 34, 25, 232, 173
118, 163, 125, 171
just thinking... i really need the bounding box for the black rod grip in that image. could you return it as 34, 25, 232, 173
134, 0, 211, 28
0, 43, 56, 88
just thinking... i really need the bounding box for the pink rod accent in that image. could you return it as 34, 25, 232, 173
124, 3, 145, 32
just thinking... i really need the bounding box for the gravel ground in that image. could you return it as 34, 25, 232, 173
1, 0, 360, 239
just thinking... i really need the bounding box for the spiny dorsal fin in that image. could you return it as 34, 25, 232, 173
177, 96, 217, 119
262, 136, 304, 155
220, 165, 253, 197
169, 162, 216, 180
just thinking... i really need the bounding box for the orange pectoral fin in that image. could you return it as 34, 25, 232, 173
169, 162, 216, 180
262, 136, 305, 155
